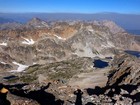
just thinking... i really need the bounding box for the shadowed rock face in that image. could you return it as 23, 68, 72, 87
84, 53, 140, 104
107, 53, 140, 86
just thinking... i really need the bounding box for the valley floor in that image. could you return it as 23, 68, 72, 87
69, 68, 110, 89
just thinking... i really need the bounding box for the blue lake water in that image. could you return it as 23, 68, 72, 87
3, 75, 18, 80
93, 60, 109, 68
126, 30, 140, 35
125, 50, 140, 58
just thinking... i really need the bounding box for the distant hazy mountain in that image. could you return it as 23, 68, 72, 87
0, 12, 140, 34
126, 29, 140, 35
0, 17, 15, 23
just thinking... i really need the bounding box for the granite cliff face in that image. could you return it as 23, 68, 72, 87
107, 53, 140, 86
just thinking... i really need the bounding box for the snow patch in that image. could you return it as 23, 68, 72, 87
41, 21, 48, 27
10, 61, 29, 72
0, 42, 7, 46
33, 62, 37, 65
86, 26, 95, 33
88, 29, 94, 32
22, 38, 35, 45
36, 26, 41, 28
101, 41, 115, 48
107, 41, 115, 47
54, 34, 66, 40
0, 61, 7, 64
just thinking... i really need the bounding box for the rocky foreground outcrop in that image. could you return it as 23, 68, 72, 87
107, 53, 140, 86
0, 53, 139, 105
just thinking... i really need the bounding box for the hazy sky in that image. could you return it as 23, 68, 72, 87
0, 0, 140, 13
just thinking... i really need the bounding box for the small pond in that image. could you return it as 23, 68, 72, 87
93, 59, 109, 68
125, 50, 140, 58
3, 75, 18, 80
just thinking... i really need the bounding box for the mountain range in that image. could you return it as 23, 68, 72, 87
0, 17, 140, 104
0, 13, 140, 35
0, 17, 140, 71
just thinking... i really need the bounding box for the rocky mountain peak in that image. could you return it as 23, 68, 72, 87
102, 20, 125, 34
27, 17, 48, 28
29, 17, 42, 23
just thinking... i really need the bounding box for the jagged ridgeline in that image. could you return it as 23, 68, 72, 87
0, 18, 140, 105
